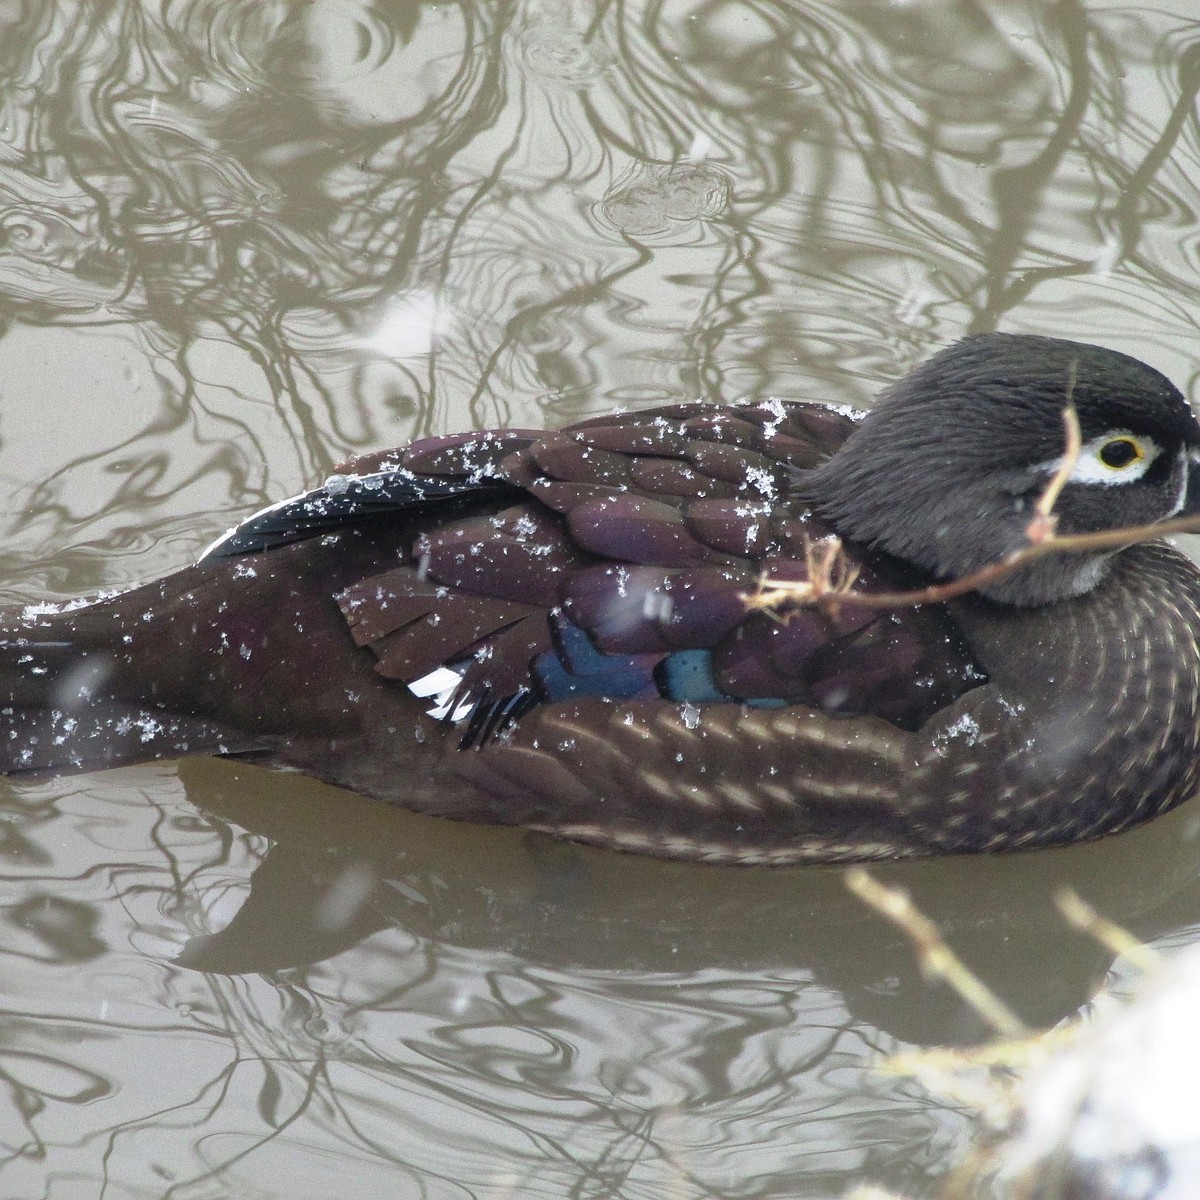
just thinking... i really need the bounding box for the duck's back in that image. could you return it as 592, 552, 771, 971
307, 401, 985, 738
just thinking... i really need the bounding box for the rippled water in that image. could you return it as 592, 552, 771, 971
3, 2, 1200, 1197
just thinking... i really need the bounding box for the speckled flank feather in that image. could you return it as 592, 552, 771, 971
446, 545, 1200, 862
5, 333, 1200, 863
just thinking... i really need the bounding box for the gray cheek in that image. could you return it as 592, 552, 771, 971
1167, 448, 1189, 517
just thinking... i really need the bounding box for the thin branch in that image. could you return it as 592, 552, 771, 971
745, 380, 1200, 615
1054, 888, 1161, 972
748, 508, 1200, 615
1027, 370, 1082, 543
845, 868, 1029, 1039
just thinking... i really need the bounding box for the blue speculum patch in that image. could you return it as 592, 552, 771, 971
534, 619, 657, 700
536, 620, 790, 708
657, 649, 727, 703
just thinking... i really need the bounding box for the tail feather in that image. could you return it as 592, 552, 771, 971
1, 703, 261, 777
1, 601, 260, 777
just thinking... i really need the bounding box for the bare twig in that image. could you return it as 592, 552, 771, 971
746, 383, 1200, 616
748, 533, 861, 617
1054, 888, 1160, 972
845, 868, 1029, 1039
810, 512, 1200, 612
1027, 375, 1081, 543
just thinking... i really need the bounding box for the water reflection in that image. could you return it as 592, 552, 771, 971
3, 759, 1200, 1198
4, 0, 1200, 1196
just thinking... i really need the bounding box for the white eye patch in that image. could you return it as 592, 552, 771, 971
1037, 429, 1161, 486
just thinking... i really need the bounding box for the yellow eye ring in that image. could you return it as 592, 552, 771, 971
1098, 437, 1144, 470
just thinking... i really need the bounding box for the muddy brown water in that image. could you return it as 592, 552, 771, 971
2, 3, 1200, 1197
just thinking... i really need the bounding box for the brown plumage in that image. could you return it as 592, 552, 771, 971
4, 333, 1200, 863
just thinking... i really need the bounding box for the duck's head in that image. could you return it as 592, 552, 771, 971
805, 333, 1200, 607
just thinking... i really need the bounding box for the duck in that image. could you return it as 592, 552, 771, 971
3, 332, 1200, 865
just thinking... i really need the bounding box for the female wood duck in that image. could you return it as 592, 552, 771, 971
4, 333, 1200, 864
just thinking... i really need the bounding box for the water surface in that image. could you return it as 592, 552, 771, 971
3, 3, 1200, 1197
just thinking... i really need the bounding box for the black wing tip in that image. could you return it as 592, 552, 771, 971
199, 471, 515, 561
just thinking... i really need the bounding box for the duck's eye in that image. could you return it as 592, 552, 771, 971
1098, 437, 1144, 470
1052, 429, 1159, 486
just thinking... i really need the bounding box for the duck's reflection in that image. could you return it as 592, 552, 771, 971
174, 755, 1200, 1046
3, 743, 1199, 1196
